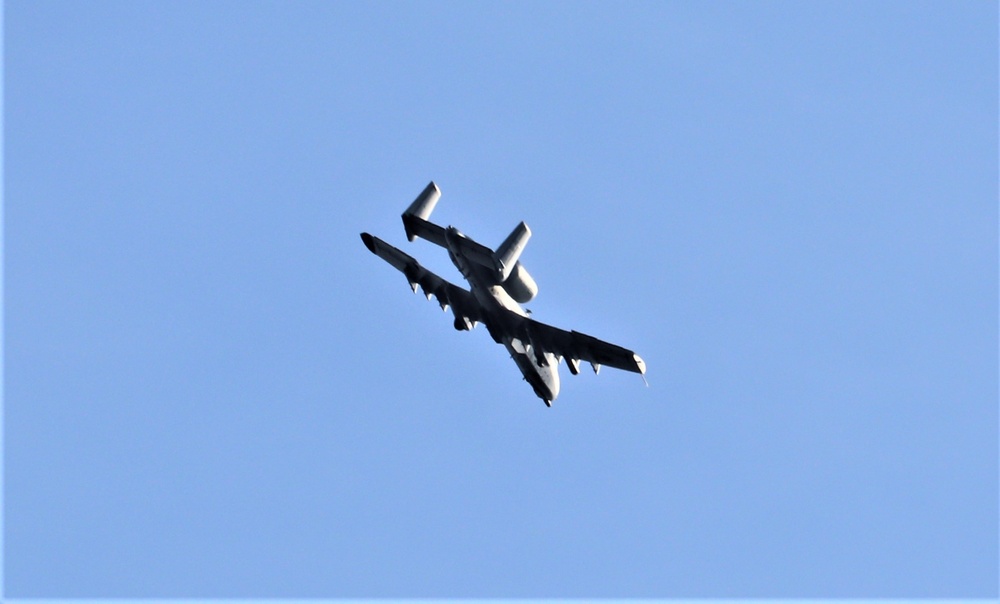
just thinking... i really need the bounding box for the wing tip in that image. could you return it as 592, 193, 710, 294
633, 353, 646, 375
360, 232, 377, 254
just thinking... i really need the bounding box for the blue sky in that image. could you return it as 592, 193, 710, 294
4, 0, 997, 597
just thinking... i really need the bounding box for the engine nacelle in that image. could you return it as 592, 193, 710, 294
502, 262, 538, 303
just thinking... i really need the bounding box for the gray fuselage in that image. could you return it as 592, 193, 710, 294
443, 226, 560, 404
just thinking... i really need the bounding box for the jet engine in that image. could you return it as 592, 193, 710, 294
502, 262, 538, 303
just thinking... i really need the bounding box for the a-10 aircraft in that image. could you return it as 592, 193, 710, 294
361, 182, 646, 406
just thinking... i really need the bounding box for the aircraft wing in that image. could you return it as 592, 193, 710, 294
360, 232, 486, 325
505, 310, 646, 375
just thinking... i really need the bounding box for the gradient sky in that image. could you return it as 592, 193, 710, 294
5, 0, 997, 597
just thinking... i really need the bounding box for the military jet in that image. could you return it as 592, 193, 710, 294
361, 182, 646, 406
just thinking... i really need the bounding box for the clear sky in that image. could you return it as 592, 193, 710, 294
4, 0, 997, 598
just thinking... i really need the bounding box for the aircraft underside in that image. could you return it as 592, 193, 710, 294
361, 181, 646, 406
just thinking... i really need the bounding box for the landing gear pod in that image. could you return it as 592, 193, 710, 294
566, 357, 581, 375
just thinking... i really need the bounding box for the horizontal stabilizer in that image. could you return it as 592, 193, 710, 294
401, 215, 448, 248
446, 231, 502, 274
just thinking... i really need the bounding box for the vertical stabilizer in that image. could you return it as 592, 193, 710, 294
402, 181, 441, 242
496, 221, 531, 281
